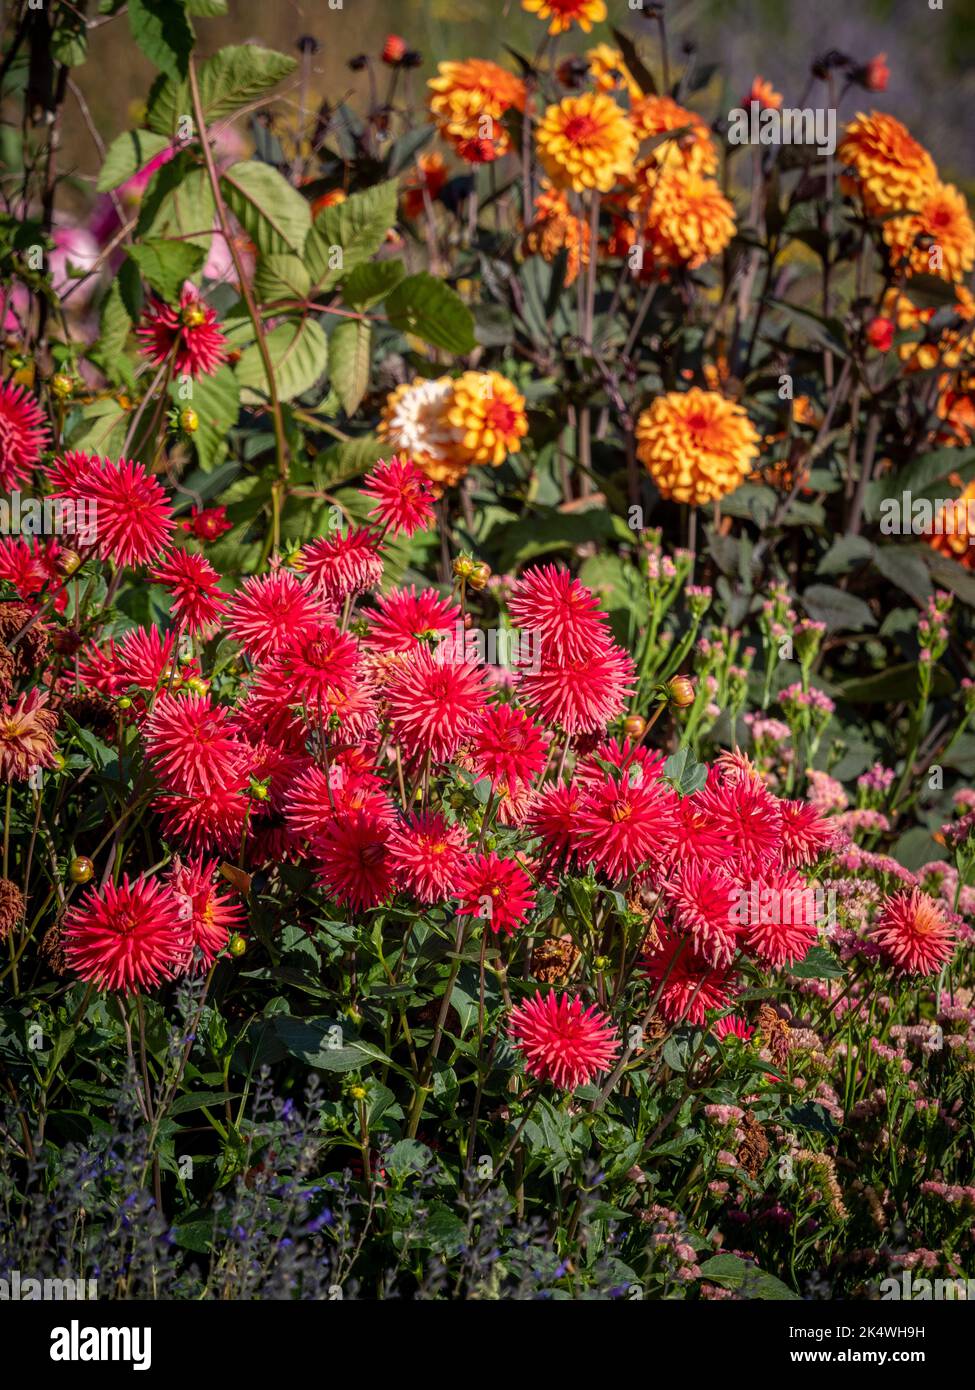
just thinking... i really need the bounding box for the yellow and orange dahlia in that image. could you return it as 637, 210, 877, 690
928, 479, 975, 567
641, 167, 736, 271
446, 371, 529, 468
882, 181, 975, 283
635, 388, 760, 505
427, 60, 526, 163
881, 286, 975, 371
837, 111, 937, 218
535, 92, 637, 194
586, 44, 643, 102
379, 378, 464, 489
523, 0, 607, 35
629, 94, 718, 177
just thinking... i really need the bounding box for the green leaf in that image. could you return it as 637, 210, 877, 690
97, 130, 172, 194
801, 583, 875, 632
97, 281, 133, 366
386, 124, 435, 177
126, 238, 205, 301
329, 319, 371, 416
253, 254, 311, 304
148, 45, 296, 137
221, 161, 311, 256
341, 258, 405, 310
385, 273, 476, 354
235, 317, 328, 404
891, 826, 948, 872
839, 662, 951, 704
186, 0, 228, 14
923, 548, 975, 608
789, 945, 845, 980
305, 180, 399, 290
51, 9, 89, 66
128, 0, 194, 83
663, 747, 708, 796
137, 158, 214, 258
873, 544, 933, 605
815, 535, 873, 577
698, 1254, 798, 1300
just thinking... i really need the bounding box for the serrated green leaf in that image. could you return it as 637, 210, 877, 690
128, 0, 194, 83
221, 161, 311, 256
253, 253, 311, 303
341, 258, 405, 310
137, 158, 214, 258
235, 317, 327, 404
329, 318, 371, 416
147, 45, 296, 138
126, 238, 205, 301
305, 180, 398, 290
97, 130, 172, 194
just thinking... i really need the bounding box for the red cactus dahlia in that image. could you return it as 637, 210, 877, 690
0, 382, 50, 491
225, 569, 327, 662
507, 991, 620, 1090
144, 693, 249, 796
386, 811, 471, 903
518, 641, 634, 734
53, 455, 174, 568
869, 888, 956, 976
166, 855, 246, 970
63, 876, 191, 992
387, 646, 487, 763
152, 549, 227, 634
301, 527, 384, 604
136, 288, 228, 378
642, 928, 735, 1025
317, 812, 394, 911
573, 772, 679, 882
361, 454, 435, 537
364, 585, 461, 654
507, 564, 611, 660
455, 851, 536, 935
467, 703, 550, 795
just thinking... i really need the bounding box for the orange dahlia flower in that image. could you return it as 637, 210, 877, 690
402, 153, 448, 220
838, 111, 937, 217
586, 44, 643, 102
535, 92, 637, 194
882, 180, 975, 283
379, 378, 465, 489
881, 286, 975, 371
629, 94, 718, 177
523, 0, 607, 35
427, 60, 526, 163
936, 384, 975, 449
641, 167, 736, 271
635, 388, 761, 505
745, 76, 783, 110
446, 371, 529, 468
928, 478, 975, 565
523, 184, 592, 285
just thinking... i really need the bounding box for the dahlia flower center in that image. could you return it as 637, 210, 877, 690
360, 843, 385, 868
180, 304, 207, 328
610, 800, 633, 823
485, 398, 517, 433
564, 114, 600, 145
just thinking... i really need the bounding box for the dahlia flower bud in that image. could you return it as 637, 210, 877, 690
667, 675, 696, 708
866, 316, 894, 352
179, 407, 199, 433
468, 562, 491, 591
229, 933, 247, 957
382, 34, 407, 65
51, 372, 74, 400
58, 549, 81, 576
623, 714, 647, 739
69, 856, 94, 884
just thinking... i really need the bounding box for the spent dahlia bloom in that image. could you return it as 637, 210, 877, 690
225, 569, 327, 662
0, 876, 25, 942
838, 111, 937, 218
446, 372, 529, 469
387, 646, 487, 763
386, 811, 470, 904
0, 382, 50, 490
144, 693, 248, 796
635, 389, 760, 506
628, 95, 718, 176
54, 455, 175, 567
507, 563, 610, 660
507, 991, 619, 1091
455, 852, 537, 935
639, 168, 737, 271
64, 876, 191, 992
869, 889, 956, 975
642, 929, 735, 1025
317, 812, 393, 911
0, 689, 58, 781
151, 549, 226, 634
166, 855, 245, 970
665, 863, 743, 968
379, 377, 462, 488
523, 185, 591, 286
535, 92, 637, 193
882, 181, 975, 283
518, 641, 634, 734
361, 454, 435, 537
136, 287, 228, 378
364, 585, 461, 654
574, 773, 679, 882
301, 527, 384, 603
467, 703, 550, 796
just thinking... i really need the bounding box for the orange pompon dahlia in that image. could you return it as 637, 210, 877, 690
641, 167, 736, 271
585, 44, 642, 101
745, 76, 783, 110
926, 478, 975, 566
628, 94, 718, 176
402, 153, 448, 220
379, 377, 464, 488
427, 60, 526, 163
523, 0, 607, 34
523, 184, 592, 285
535, 92, 637, 194
936, 385, 975, 449
838, 111, 937, 217
882, 181, 975, 283
881, 285, 975, 371
446, 371, 528, 468
635, 388, 760, 505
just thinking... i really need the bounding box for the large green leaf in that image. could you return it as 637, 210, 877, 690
128, 0, 194, 83
329, 318, 371, 417
697, 1254, 798, 1300
341, 258, 405, 310
253, 253, 311, 303
137, 158, 214, 258
235, 317, 328, 403
220, 161, 311, 256
385, 272, 476, 354
801, 583, 876, 632
305, 180, 398, 290
148, 46, 296, 138
126, 238, 205, 301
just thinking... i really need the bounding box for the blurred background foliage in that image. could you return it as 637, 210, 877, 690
59, 0, 975, 188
